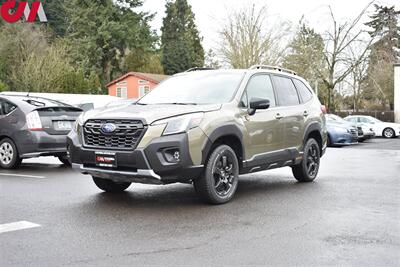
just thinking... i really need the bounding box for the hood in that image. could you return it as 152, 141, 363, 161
327, 120, 354, 129
82, 103, 221, 125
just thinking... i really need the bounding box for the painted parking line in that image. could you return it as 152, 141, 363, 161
0, 173, 46, 179
0, 221, 41, 234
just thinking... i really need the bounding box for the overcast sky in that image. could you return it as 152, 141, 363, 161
140, 0, 398, 51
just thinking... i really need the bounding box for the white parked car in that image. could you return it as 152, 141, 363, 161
344, 115, 400, 138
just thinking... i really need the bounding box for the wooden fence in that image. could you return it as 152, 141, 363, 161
333, 111, 395, 122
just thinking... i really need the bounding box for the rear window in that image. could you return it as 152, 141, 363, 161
293, 79, 313, 103
272, 76, 300, 106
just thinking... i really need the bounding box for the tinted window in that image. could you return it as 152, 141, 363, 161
0, 99, 17, 115
272, 76, 300, 106
241, 74, 276, 108
293, 79, 313, 103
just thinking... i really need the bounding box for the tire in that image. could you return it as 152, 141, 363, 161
327, 135, 332, 147
58, 155, 71, 166
0, 138, 21, 169
292, 138, 320, 182
193, 144, 239, 204
92, 177, 131, 193
382, 128, 395, 138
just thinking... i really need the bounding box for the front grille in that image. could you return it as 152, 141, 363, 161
357, 126, 363, 136
83, 119, 146, 150
349, 128, 357, 136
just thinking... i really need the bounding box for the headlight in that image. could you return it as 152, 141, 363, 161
152, 113, 204, 136
74, 113, 85, 132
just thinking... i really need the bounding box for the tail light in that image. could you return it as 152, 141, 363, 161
26, 111, 43, 131
321, 105, 327, 114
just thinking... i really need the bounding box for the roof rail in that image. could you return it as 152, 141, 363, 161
249, 65, 297, 75
185, 67, 214, 72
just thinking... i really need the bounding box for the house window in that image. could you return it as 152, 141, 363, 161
116, 87, 128, 99
139, 85, 151, 97
117, 81, 127, 86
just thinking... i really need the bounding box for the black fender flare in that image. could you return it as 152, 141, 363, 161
201, 124, 245, 165
303, 122, 323, 148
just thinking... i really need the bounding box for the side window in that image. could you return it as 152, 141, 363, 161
272, 76, 300, 106
359, 117, 370, 123
241, 74, 276, 108
3, 101, 17, 115
293, 79, 313, 103
347, 117, 357, 123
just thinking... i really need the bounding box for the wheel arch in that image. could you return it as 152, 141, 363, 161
202, 124, 245, 170
382, 127, 395, 138
303, 122, 324, 155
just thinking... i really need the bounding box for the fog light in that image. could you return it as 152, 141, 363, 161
173, 151, 180, 161
163, 148, 181, 163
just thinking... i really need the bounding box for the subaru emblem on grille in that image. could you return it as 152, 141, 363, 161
101, 123, 117, 134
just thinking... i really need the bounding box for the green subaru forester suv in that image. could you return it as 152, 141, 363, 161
68, 65, 327, 204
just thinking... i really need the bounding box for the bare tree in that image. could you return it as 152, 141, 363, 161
342, 43, 370, 111
318, 2, 374, 112
218, 5, 290, 68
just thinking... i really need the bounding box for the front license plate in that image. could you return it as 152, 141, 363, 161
95, 152, 117, 168
56, 121, 72, 130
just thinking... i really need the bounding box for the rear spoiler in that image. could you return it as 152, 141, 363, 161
34, 106, 83, 112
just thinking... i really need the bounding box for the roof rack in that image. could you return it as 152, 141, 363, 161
249, 65, 297, 75
185, 67, 214, 72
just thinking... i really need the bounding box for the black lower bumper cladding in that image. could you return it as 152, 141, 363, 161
68, 131, 203, 184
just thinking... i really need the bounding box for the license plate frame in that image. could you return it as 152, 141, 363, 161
95, 151, 117, 168
55, 120, 72, 130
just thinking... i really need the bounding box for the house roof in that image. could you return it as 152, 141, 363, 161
106, 72, 169, 87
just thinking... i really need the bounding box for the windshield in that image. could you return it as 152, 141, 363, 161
368, 116, 381, 123
138, 71, 244, 105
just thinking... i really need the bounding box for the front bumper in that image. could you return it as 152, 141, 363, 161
331, 132, 358, 146
67, 131, 203, 184
16, 130, 68, 158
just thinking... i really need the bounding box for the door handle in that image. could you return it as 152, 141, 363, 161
275, 113, 284, 120
303, 111, 309, 117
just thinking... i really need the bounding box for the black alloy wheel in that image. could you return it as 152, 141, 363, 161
194, 145, 239, 204
292, 138, 320, 182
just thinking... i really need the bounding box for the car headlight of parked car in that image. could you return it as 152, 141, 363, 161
74, 113, 85, 133
152, 113, 204, 136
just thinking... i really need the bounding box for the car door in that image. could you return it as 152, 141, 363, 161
271, 75, 303, 150
240, 74, 284, 159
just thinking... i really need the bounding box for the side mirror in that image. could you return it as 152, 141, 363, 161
248, 98, 270, 115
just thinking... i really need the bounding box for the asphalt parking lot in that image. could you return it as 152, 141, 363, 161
1, 138, 399, 266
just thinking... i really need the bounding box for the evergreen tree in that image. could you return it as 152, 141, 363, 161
62, 0, 157, 87
364, 5, 400, 109
161, 0, 204, 75
283, 23, 329, 105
